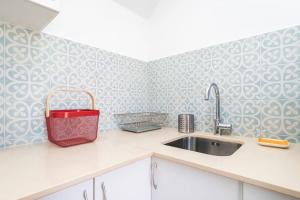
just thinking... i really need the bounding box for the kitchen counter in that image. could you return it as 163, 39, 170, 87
0, 128, 300, 199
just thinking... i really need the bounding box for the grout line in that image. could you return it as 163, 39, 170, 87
0, 25, 3, 149
2, 27, 5, 146
258, 35, 263, 134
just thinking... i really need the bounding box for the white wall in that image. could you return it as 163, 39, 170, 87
44, 0, 148, 61
147, 0, 300, 60
43, 0, 300, 61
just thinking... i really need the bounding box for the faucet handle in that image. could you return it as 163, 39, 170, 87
217, 123, 232, 135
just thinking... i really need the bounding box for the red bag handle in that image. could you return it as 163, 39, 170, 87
45, 88, 97, 117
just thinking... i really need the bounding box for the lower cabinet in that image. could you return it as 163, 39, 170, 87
40, 179, 93, 200
39, 157, 299, 200
40, 158, 151, 200
151, 158, 241, 200
243, 183, 299, 200
94, 158, 151, 200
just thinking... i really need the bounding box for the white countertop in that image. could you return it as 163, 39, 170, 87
0, 128, 299, 200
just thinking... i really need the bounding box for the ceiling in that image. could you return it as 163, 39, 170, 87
113, 0, 160, 18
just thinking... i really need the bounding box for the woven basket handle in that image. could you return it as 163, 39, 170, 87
45, 89, 97, 117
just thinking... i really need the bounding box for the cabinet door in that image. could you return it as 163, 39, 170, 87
95, 158, 151, 200
40, 179, 93, 200
151, 158, 240, 200
243, 183, 299, 200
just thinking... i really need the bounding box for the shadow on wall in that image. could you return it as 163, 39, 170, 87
112, 0, 160, 18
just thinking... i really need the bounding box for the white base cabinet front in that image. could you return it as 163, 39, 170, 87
94, 158, 151, 200
37, 157, 300, 200
40, 179, 93, 200
151, 158, 241, 200
243, 183, 299, 200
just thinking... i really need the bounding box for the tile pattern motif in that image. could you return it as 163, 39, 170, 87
0, 22, 299, 149
148, 25, 300, 142
0, 22, 148, 149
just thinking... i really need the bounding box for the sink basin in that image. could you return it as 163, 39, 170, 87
164, 137, 242, 156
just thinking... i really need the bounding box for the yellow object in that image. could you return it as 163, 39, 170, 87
257, 138, 289, 149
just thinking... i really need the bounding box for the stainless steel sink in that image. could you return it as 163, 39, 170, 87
164, 137, 242, 156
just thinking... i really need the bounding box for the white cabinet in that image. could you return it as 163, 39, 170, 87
37, 157, 299, 200
243, 183, 299, 200
40, 179, 93, 200
0, 0, 59, 31
95, 158, 151, 200
151, 158, 241, 200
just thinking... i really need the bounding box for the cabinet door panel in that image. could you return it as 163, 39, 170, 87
40, 179, 93, 200
152, 158, 240, 200
95, 158, 151, 200
243, 183, 299, 200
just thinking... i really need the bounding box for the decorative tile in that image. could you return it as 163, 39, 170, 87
0, 22, 149, 149
261, 26, 300, 65
261, 99, 300, 137
4, 100, 47, 147
261, 63, 300, 99
148, 25, 300, 142
47, 37, 68, 66
5, 62, 50, 101
227, 100, 262, 136
1, 21, 300, 149
227, 68, 261, 100
5, 24, 50, 65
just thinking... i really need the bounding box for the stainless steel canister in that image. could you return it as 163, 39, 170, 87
178, 114, 194, 133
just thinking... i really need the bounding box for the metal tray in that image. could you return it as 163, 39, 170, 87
114, 112, 168, 133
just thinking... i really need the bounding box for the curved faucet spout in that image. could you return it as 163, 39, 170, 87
204, 83, 232, 135
204, 83, 220, 101
204, 83, 221, 127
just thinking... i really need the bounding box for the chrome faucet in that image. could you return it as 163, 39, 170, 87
204, 83, 232, 135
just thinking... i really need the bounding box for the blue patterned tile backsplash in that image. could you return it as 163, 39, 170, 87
0, 22, 149, 149
0, 22, 299, 149
148, 25, 300, 143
